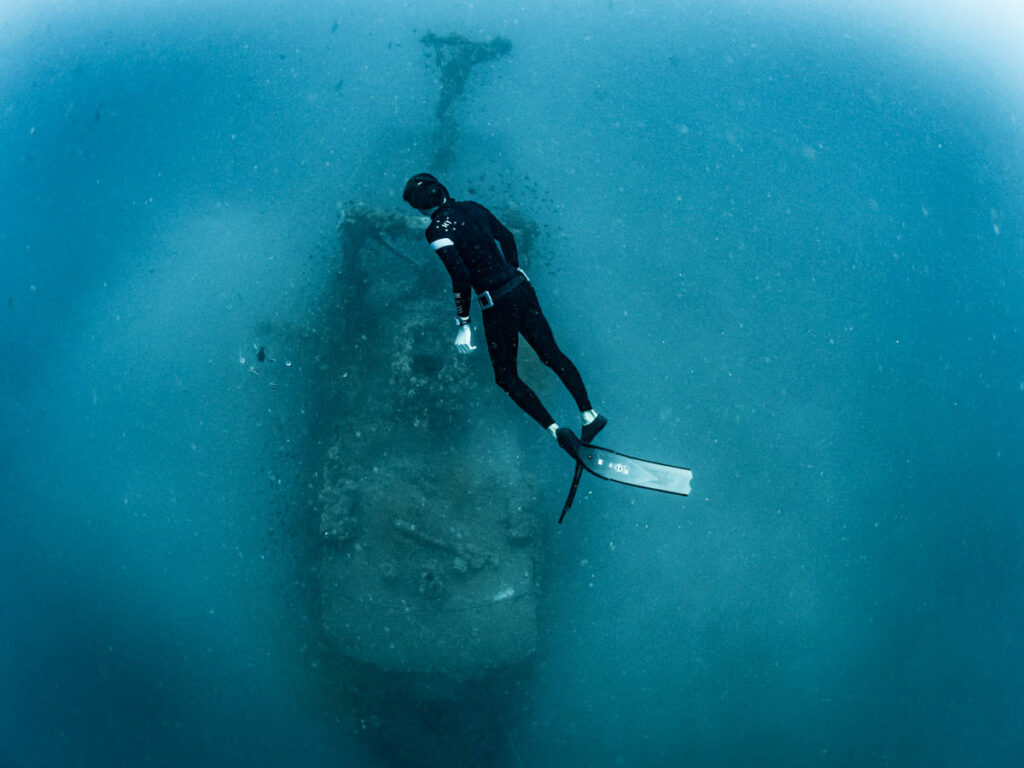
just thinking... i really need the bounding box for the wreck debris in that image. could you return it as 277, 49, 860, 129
317, 199, 547, 678
421, 32, 513, 169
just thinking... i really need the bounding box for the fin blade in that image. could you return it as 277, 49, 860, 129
576, 443, 692, 497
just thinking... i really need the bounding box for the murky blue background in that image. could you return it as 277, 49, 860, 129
2, 1, 1022, 765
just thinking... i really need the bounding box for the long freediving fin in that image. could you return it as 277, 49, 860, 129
556, 427, 692, 522
559, 462, 584, 524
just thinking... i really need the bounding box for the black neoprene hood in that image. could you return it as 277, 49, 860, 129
403, 173, 448, 210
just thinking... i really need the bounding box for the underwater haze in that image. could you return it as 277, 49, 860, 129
2, 0, 1023, 766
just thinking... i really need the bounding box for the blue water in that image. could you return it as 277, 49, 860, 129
2, 1, 1022, 766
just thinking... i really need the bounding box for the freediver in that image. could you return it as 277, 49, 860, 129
402, 172, 607, 444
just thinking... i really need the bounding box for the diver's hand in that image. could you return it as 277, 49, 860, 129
455, 324, 476, 354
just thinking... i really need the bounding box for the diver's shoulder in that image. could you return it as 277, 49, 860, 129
458, 199, 499, 221
432, 199, 493, 227
439, 199, 484, 221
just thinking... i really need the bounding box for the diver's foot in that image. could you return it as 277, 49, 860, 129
581, 413, 608, 443
556, 427, 581, 459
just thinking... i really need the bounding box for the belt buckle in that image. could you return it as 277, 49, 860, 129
478, 290, 494, 310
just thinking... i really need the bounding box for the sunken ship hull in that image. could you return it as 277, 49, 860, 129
317, 204, 546, 681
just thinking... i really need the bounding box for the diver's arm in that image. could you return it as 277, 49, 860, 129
432, 241, 472, 320
432, 242, 476, 352
489, 212, 519, 269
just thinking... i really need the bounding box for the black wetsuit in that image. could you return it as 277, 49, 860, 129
425, 199, 592, 428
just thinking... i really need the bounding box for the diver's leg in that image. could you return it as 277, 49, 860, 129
519, 285, 607, 441
483, 300, 556, 429
518, 286, 592, 412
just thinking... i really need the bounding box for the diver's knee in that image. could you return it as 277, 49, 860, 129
493, 369, 516, 392
541, 351, 569, 371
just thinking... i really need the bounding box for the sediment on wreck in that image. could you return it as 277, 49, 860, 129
316, 203, 548, 681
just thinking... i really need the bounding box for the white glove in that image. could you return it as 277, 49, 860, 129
455, 324, 476, 354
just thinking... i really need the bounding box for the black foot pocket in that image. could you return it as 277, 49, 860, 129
556, 427, 581, 459
581, 414, 608, 443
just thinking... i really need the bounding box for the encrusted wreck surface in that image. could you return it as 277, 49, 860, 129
317, 204, 545, 678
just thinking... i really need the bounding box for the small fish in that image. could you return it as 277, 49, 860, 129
257, 346, 266, 362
